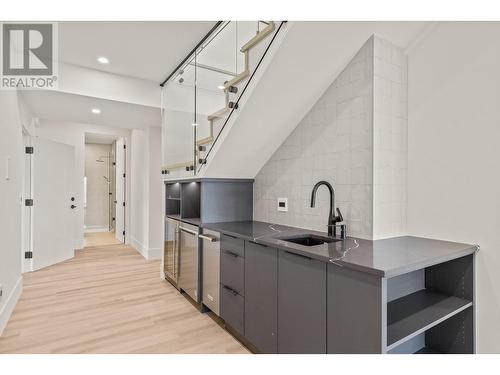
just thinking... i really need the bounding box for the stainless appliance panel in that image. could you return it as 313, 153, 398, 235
178, 223, 199, 302
201, 229, 220, 315
164, 217, 180, 287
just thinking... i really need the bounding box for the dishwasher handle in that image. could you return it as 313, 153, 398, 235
199, 234, 218, 242
180, 226, 198, 236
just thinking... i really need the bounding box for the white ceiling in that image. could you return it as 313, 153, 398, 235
58, 21, 217, 82
85, 132, 119, 144
21, 90, 160, 129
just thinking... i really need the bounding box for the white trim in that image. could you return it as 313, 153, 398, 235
0, 276, 23, 336
130, 237, 161, 260
84, 226, 110, 233
131, 236, 147, 257
147, 247, 162, 260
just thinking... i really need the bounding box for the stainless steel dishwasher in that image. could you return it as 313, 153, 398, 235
200, 229, 220, 315
178, 222, 199, 302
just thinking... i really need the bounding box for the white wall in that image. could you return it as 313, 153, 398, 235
147, 127, 163, 259
407, 22, 500, 353
0, 91, 24, 335
36, 121, 131, 249
130, 129, 149, 254
84, 143, 111, 230
130, 127, 163, 260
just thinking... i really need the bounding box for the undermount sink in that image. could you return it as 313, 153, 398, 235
280, 234, 341, 247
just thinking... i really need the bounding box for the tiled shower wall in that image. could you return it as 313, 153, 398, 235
253, 37, 375, 238
253, 35, 408, 240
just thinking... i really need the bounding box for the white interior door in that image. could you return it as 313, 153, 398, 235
115, 138, 125, 243
32, 137, 76, 270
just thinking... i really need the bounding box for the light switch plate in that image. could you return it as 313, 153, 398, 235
277, 198, 288, 212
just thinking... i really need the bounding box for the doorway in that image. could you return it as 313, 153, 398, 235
83, 134, 125, 247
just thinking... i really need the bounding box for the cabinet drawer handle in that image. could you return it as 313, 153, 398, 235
224, 250, 239, 258
250, 241, 267, 247
199, 234, 218, 242
223, 285, 239, 296
180, 227, 197, 236
284, 250, 312, 260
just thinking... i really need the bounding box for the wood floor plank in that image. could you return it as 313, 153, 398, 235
0, 244, 249, 354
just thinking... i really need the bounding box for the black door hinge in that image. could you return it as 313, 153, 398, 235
109, 192, 112, 195
25, 251, 33, 259
122, 202, 125, 207
123, 173, 126, 178
122, 231, 125, 236
112, 217, 115, 221
25, 146, 34, 154
112, 162, 116, 166
25, 199, 33, 206
123, 145, 126, 149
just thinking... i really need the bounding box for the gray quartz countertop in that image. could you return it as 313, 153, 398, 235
201, 221, 478, 278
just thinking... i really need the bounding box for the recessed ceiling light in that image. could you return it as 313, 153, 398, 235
97, 56, 109, 64
217, 85, 225, 90
91, 108, 101, 114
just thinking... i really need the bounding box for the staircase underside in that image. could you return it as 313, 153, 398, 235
200, 21, 429, 179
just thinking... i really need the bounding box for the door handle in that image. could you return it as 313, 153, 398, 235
180, 227, 197, 236
70, 205, 77, 209
199, 234, 218, 242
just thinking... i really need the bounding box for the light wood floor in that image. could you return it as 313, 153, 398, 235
0, 243, 249, 354
84, 231, 122, 247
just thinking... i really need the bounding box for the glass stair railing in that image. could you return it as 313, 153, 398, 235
160, 21, 285, 178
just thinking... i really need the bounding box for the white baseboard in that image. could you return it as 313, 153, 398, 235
0, 276, 23, 336
84, 226, 110, 233
130, 237, 161, 260
147, 247, 162, 260
131, 236, 146, 257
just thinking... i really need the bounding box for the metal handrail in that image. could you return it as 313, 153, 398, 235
161, 21, 286, 174
159, 21, 224, 87
197, 21, 286, 173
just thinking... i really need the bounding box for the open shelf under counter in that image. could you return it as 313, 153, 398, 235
414, 347, 442, 354
387, 289, 472, 351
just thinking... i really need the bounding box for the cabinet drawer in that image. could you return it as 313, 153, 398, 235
221, 234, 245, 258
220, 284, 245, 336
221, 251, 245, 296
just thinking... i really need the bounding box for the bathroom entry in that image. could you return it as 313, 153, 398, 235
84, 134, 124, 247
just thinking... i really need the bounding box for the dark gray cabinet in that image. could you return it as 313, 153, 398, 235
220, 285, 245, 335
220, 235, 245, 336
220, 251, 245, 296
278, 250, 327, 354
244, 242, 278, 354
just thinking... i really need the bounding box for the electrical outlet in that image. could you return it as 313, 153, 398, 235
277, 198, 288, 212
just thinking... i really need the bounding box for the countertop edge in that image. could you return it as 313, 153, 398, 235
200, 222, 479, 278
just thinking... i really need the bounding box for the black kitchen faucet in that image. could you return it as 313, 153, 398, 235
310, 180, 346, 239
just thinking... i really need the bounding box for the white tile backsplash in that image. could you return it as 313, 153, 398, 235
373, 36, 408, 239
253, 37, 375, 239
253, 35, 407, 240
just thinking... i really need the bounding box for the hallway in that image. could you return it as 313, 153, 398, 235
0, 244, 247, 354
84, 231, 122, 247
